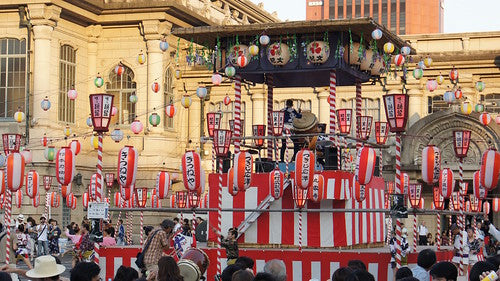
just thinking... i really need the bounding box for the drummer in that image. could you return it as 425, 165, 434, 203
212, 227, 239, 265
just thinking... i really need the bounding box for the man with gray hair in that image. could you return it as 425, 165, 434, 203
264, 259, 286, 281
143, 219, 175, 275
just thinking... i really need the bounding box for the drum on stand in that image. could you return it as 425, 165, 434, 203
178, 248, 210, 281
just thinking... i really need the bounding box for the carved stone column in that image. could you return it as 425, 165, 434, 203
317, 90, 330, 126
407, 88, 423, 127
251, 91, 265, 126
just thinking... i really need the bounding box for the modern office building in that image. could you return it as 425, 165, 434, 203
306, 0, 444, 34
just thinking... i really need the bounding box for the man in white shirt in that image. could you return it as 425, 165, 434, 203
36, 216, 49, 256
173, 217, 182, 233
418, 221, 429, 245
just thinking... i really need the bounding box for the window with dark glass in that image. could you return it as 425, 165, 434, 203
59, 45, 76, 123
400, 0, 406, 34
337, 0, 344, 19
0, 38, 26, 119
381, 0, 388, 27
346, 0, 352, 18
355, 0, 361, 18
390, 0, 397, 33
106, 65, 136, 125
373, 0, 380, 22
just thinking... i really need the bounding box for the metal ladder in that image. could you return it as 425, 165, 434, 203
237, 178, 292, 237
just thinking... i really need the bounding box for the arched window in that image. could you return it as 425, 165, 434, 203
106, 65, 136, 124
340, 98, 380, 137
164, 67, 174, 129
59, 45, 76, 123
0, 38, 27, 118
427, 95, 449, 113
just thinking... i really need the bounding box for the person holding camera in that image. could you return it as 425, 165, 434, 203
142, 219, 175, 276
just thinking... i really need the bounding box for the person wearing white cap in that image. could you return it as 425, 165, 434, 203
1, 255, 66, 281
15, 214, 24, 230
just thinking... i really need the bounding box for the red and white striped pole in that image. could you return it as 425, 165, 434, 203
216, 158, 223, 275
355, 81, 362, 151
212, 146, 215, 173
234, 76, 242, 153
93, 242, 100, 265
458, 158, 465, 276
395, 134, 402, 269
115, 200, 123, 237
437, 213, 441, 250
298, 212, 303, 252
139, 211, 144, 245
413, 214, 418, 253
267, 74, 274, 160
329, 70, 340, 170
448, 204, 453, 246
284, 128, 291, 176
93, 133, 104, 264
44, 192, 49, 218
4, 189, 12, 264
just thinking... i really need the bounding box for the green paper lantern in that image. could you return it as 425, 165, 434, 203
413, 68, 423, 80
129, 94, 138, 104
94, 76, 104, 88
475, 104, 485, 113
149, 113, 161, 127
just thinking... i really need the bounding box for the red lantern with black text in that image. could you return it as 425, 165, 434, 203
375, 121, 389, 145
156, 171, 171, 199
356, 116, 373, 140
383, 94, 409, 132
135, 188, 148, 208
182, 151, 202, 193
469, 195, 481, 212
70, 140, 81, 156
408, 184, 422, 208
2, 134, 21, 155
61, 183, 72, 198
308, 174, 324, 203
233, 151, 253, 192
89, 94, 114, 132
269, 169, 284, 199
105, 173, 114, 187
453, 130, 471, 158
336, 109, 352, 135
206, 112, 221, 138
480, 149, 500, 190
355, 146, 376, 185
188, 192, 200, 208
401, 172, 409, 195
117, 146, 138, 188
176, 191, 188, 208
473, 170, 488, 199
439, 168, 455, 198
50, 192, 60, 208
15, 189, 22, 208
484, 201, 491, 214
352, 176, 365, 202
213, 129, 232, 157
6, 152, 25, 191
492, 198, 500, 213
295, 149, 315, 189
32, 193, 40, 208
151, 194, 161, 208
433, 187, 444, 210
82, 192, 89, 208
271, 111, 285, 136
25, 170, 39, 199
292, 185, 308, 209
56, 147, 75, 186
120, 184, 134, 201
422, 145, 441, 185
43, 175, 52, 191
451, 192, 460, 211
252, 125, 266, 147
227, 168, 238, 196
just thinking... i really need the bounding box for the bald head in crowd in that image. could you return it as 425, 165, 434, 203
263, 259, 286, 281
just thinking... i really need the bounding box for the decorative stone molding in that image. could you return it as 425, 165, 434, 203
142, 20, 172, 41
86, 25, 102, 43
28, 4, 61, 27
32, 25, 53, 41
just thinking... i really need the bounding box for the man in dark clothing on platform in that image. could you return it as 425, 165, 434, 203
280, 99, 301, 162
195, 217, 207, 242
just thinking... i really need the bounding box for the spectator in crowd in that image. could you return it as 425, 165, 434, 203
1, 255, 66, 281
0, 272, 12, 281
469, 261, 497, 281
26, 217, 37, 259
450, 224, 466, 269
78, 224, 94, 262
345, 270, 375, 281
71, 261, 100, 281
182, 219, 191, 236
486, 254, 500, 268
253, 272, 275, 281
331, 267, 353, 281
426, 233, 434, 246
48, 219, 61, 256
113, 266, 139, 281
14, 224, 32, 269
411, 249, 436, 281
236, 256, 255, 271
398, 278, 419, 281
468, 226, 482, 269
232, 269, 254, 281
429, 261, 457, 281
395, 267, 412, 280
117, 219, 126, 246
347, 260, 367, 271
221, 264, 244, 281
441, 231, 449, 246
263, 259, 286, 281
173, 218, 182, 233
157, 256, 183, 281
418, 221, 428, 246
143, 219, 174, 275
37, 217, 49, 256
100, 228, 116, 247
195, 217, 207, 242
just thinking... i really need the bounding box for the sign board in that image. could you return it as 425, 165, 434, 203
87, 202, 109, 219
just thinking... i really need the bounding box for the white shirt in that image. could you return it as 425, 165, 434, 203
173, 222, 182, 233
418, 225, 428, 236
37, 223, 48, 241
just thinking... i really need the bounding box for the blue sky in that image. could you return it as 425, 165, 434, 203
249, 0, 500, 33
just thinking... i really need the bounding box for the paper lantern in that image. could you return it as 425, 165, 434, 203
259, 35, 270, 45
493, 198, 500, 213
383, 42, 394, 54
42, 175, 52, 191
120, 185, 134, 201
206, 112, 222, 138
436, 74, 444, 85
461, 102, 473, 115
307, 41, 330, 64
483, 201, 490, 214
94, 75, 104, 88
15, 189, 22, 208
69, 140, 81, 156
337, 109, 352, 134
13, 109, 25, 123
228, 45, 250, 67
270, 111, 285, 136
211, 73, 222, 86
356, 116, 373, 140
155, 171, 171, 200
160, 40, 169, 51
137, 52, 146, 64
50, 192, 60, 208
426, 80, 438, 92
292, 185, 308, 209
359, 49, 374, 71
41, 136, 49, 147
496, 115, 500, 125
225, 66, 236, 77
213, 129, 232, 157
451, 192, 460, 211
105, 173, 114, 188
196, 86, 208, 99
344, 42, 363, 65
107, 129, 122, 144
439, 168, 455, 198
176, 191, 188, 208
252, 125, 266, 147
433, 187, 444, 210
56, 147, 75, 186
237, 55, 249, 68
249, 45, 259, 56
86, 116, 93, 127
130, 120, 143, 134
479, 113, 491, 125
89, 174, 100, 201
165, 104, 177, 118
475, 104, 485, 113
181, 95, 192, 108
187, 191, 200, 208
473, 171, 488, 200
6, 153, 25, 191
227, 168, 237, 196
401, 172, 409, 195
352, 176, 365, 202
308, 174, 324, 203
182, 151, 202, 193
454, 88, 463, 99
151, 194, 160, 208
374, 122, 389, 145
269, 169, 284, 200
443, 91, 455, 104
129, 94, 138, 104
393, 54, 405, 67
355, 146, 376, 185
135, 188, 148, 208
44, 146, 55, 162
401, 46, 411, 56
223, 95, 231, 106
413, 68, 423, 79
233, 151, 253, 192
169, 195, 176, 208
371, 56, 385, 75
89, 94, 114, 132
0, 170, 4, 194
3, 134, 21, 155
149, 113, 161, 127
25, 170, 39, 199
175, 68, 182, 79
383, 94, 409, 132
469, 195, 481, 213
82, 192, 89, 208
408, 184, 422, 208
371, 29, 382, 40
453, 130, 471, 158
476, 81, 485, 92
480, 149, 500, 190
114, 65, 124, 76
41, 97, 51, 111
267, 43, 291, 66
117, 146, 138, 188
151, 82, 160, 93
32, 193, 39, 208
67, 89, 77, 100
423, 57, 433, 68
422, 145, 442, 184
450, 67, 459, 82
20, 149, 32, 164
63, 126, 71, 138
61, 183, 71, 198
295, 149, 315, 189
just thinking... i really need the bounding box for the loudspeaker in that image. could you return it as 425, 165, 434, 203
255, 159, 275, 173
324, 147, 341, 170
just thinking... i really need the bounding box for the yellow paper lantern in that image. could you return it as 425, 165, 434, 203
383, 42, 394, 54
13, 109, 25, 123
90, 135, 99, 150
461, 102, 473, 115
63, 126, 71, 137
181, 95, 192, 108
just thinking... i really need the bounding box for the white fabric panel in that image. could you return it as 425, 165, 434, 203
256, 259, 266, 273
269, 197, 282, 244
362, 195, 368, 243
114, 257, 122, 277
326, 178, 335, 199
330, 262, 340, 278
320, 200, 334, 247
244, 188, 259, 243
292, 261, 302, 281
345, 199, 353, 246
369, 187, 375, 242
221, 190, 233, 236
311, 261, 321, 280
368, 263, 379, 281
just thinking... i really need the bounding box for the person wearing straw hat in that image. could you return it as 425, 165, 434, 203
1, 255, 66, 281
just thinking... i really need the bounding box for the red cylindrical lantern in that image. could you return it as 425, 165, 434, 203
89, 173, 99, 201
56, 147, 75, 186
421, 145, 441, 185
15, 189, 22, 208
453, 130, 471, 158
50, 192, 60, 208
0, 170, 5, 195
32, 193, 40, 208
89, 94, 114, 132
188, 191, 200, 208
70, 140, 81, 156
82, 192, 89, 208
120, 184, 134, 201
61, 183, 71, 198
6, 152, 25, 191
292, 185, 308, 209
451, 192, 460, 211
151, 194, 160, 208
308, 174, 324, 203
480, 149, 500, 190
355, 146, 376, 185
2, 134, 21, 155
156, 171, 171, 199
336, 109, 352, 135
469, 195, 481, 213
401, 172, 410, 195
25, 170, 39, 199
66, 193, 75, 208
473, 170, 488, 199
433, 187, 444, 210
40, 136, 48, 147
176, 191, 188, 208
182, 151, 202, 193
295, 149, 315, 190
206, 112, 222, 138
269, 169, 284, 199
352, 176, 365, 202
233, 151, 253, 192
227, 168, 238, 196
43, 175, 52, 191
252, 125, 266, 147
484, 201, 491, 214
105, 173, 114, 188
492, 198, 500, 213
135, 188, 148, 208
408, 184, 422, 208
117, 146, 138, 188
383, 94, 409, 132
213, 129, 232, 157
439, 168, 455, 198
356, 116, 373, 140
375, 121, 389, 145
170, 195, 176, 208
271, 111, 285, 136
114, 192, 122, 207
